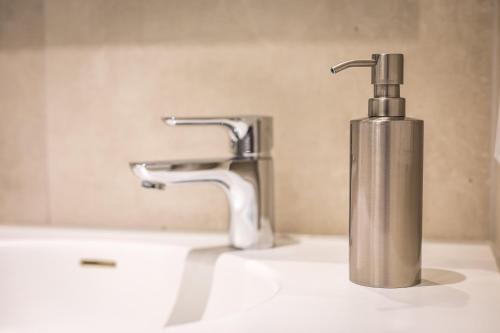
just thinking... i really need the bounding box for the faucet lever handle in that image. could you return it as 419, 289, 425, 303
164, 117, 249, 140
163, 116, 273, 158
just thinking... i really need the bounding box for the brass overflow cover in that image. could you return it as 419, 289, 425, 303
80, 258, 117, 268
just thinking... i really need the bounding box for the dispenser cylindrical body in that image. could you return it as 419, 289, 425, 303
350, 116, 423, 288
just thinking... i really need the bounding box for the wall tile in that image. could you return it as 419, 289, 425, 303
0, 0, 48, 224
0, 0, 495, 240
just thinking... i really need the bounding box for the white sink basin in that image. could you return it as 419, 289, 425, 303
0, 227, 279, 333
1, 226, 500, 333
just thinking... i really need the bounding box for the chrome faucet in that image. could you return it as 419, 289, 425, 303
130, 116, 274, 249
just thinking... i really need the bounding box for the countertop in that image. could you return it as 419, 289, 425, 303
168, 235, 500, 333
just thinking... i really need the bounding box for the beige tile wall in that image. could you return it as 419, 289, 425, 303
0, 0, 495, 240
0, 0, 49, 225
492, 0, 500, 265
494, 163, 500, 265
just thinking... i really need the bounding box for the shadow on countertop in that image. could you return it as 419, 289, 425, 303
419, 268, 466, 287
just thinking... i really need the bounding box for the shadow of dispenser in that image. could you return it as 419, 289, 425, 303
331, 54, 424, 288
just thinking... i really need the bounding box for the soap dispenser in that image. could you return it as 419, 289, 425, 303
331, 54, 423, 288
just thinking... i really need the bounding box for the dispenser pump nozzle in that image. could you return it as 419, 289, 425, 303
331, 53, 405, 117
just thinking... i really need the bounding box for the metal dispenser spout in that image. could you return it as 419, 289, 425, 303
331, 54, 405, 117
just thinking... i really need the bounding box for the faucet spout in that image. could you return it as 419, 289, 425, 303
130, 158, 274, 249
141, 180, 165, 190
130, 159, 231, 187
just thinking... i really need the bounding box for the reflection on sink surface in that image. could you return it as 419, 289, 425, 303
0, 227, 280, 333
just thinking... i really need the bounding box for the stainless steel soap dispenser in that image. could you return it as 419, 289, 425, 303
331, 54, 423, 288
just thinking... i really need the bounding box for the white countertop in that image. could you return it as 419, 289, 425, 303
1, 226, 499, 333
168, 235, 500, 333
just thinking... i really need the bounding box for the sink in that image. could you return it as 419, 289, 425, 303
0, 227, 280, 333
1, 227, 500, 333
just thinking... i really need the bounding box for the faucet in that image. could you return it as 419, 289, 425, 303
130, 116, 274, 249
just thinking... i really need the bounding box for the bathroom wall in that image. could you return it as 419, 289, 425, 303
0, 0, 495, 240
493, 0, 500, 266
0, 0, 49, 225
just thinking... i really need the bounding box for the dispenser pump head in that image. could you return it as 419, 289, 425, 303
331, 53, 405, 117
